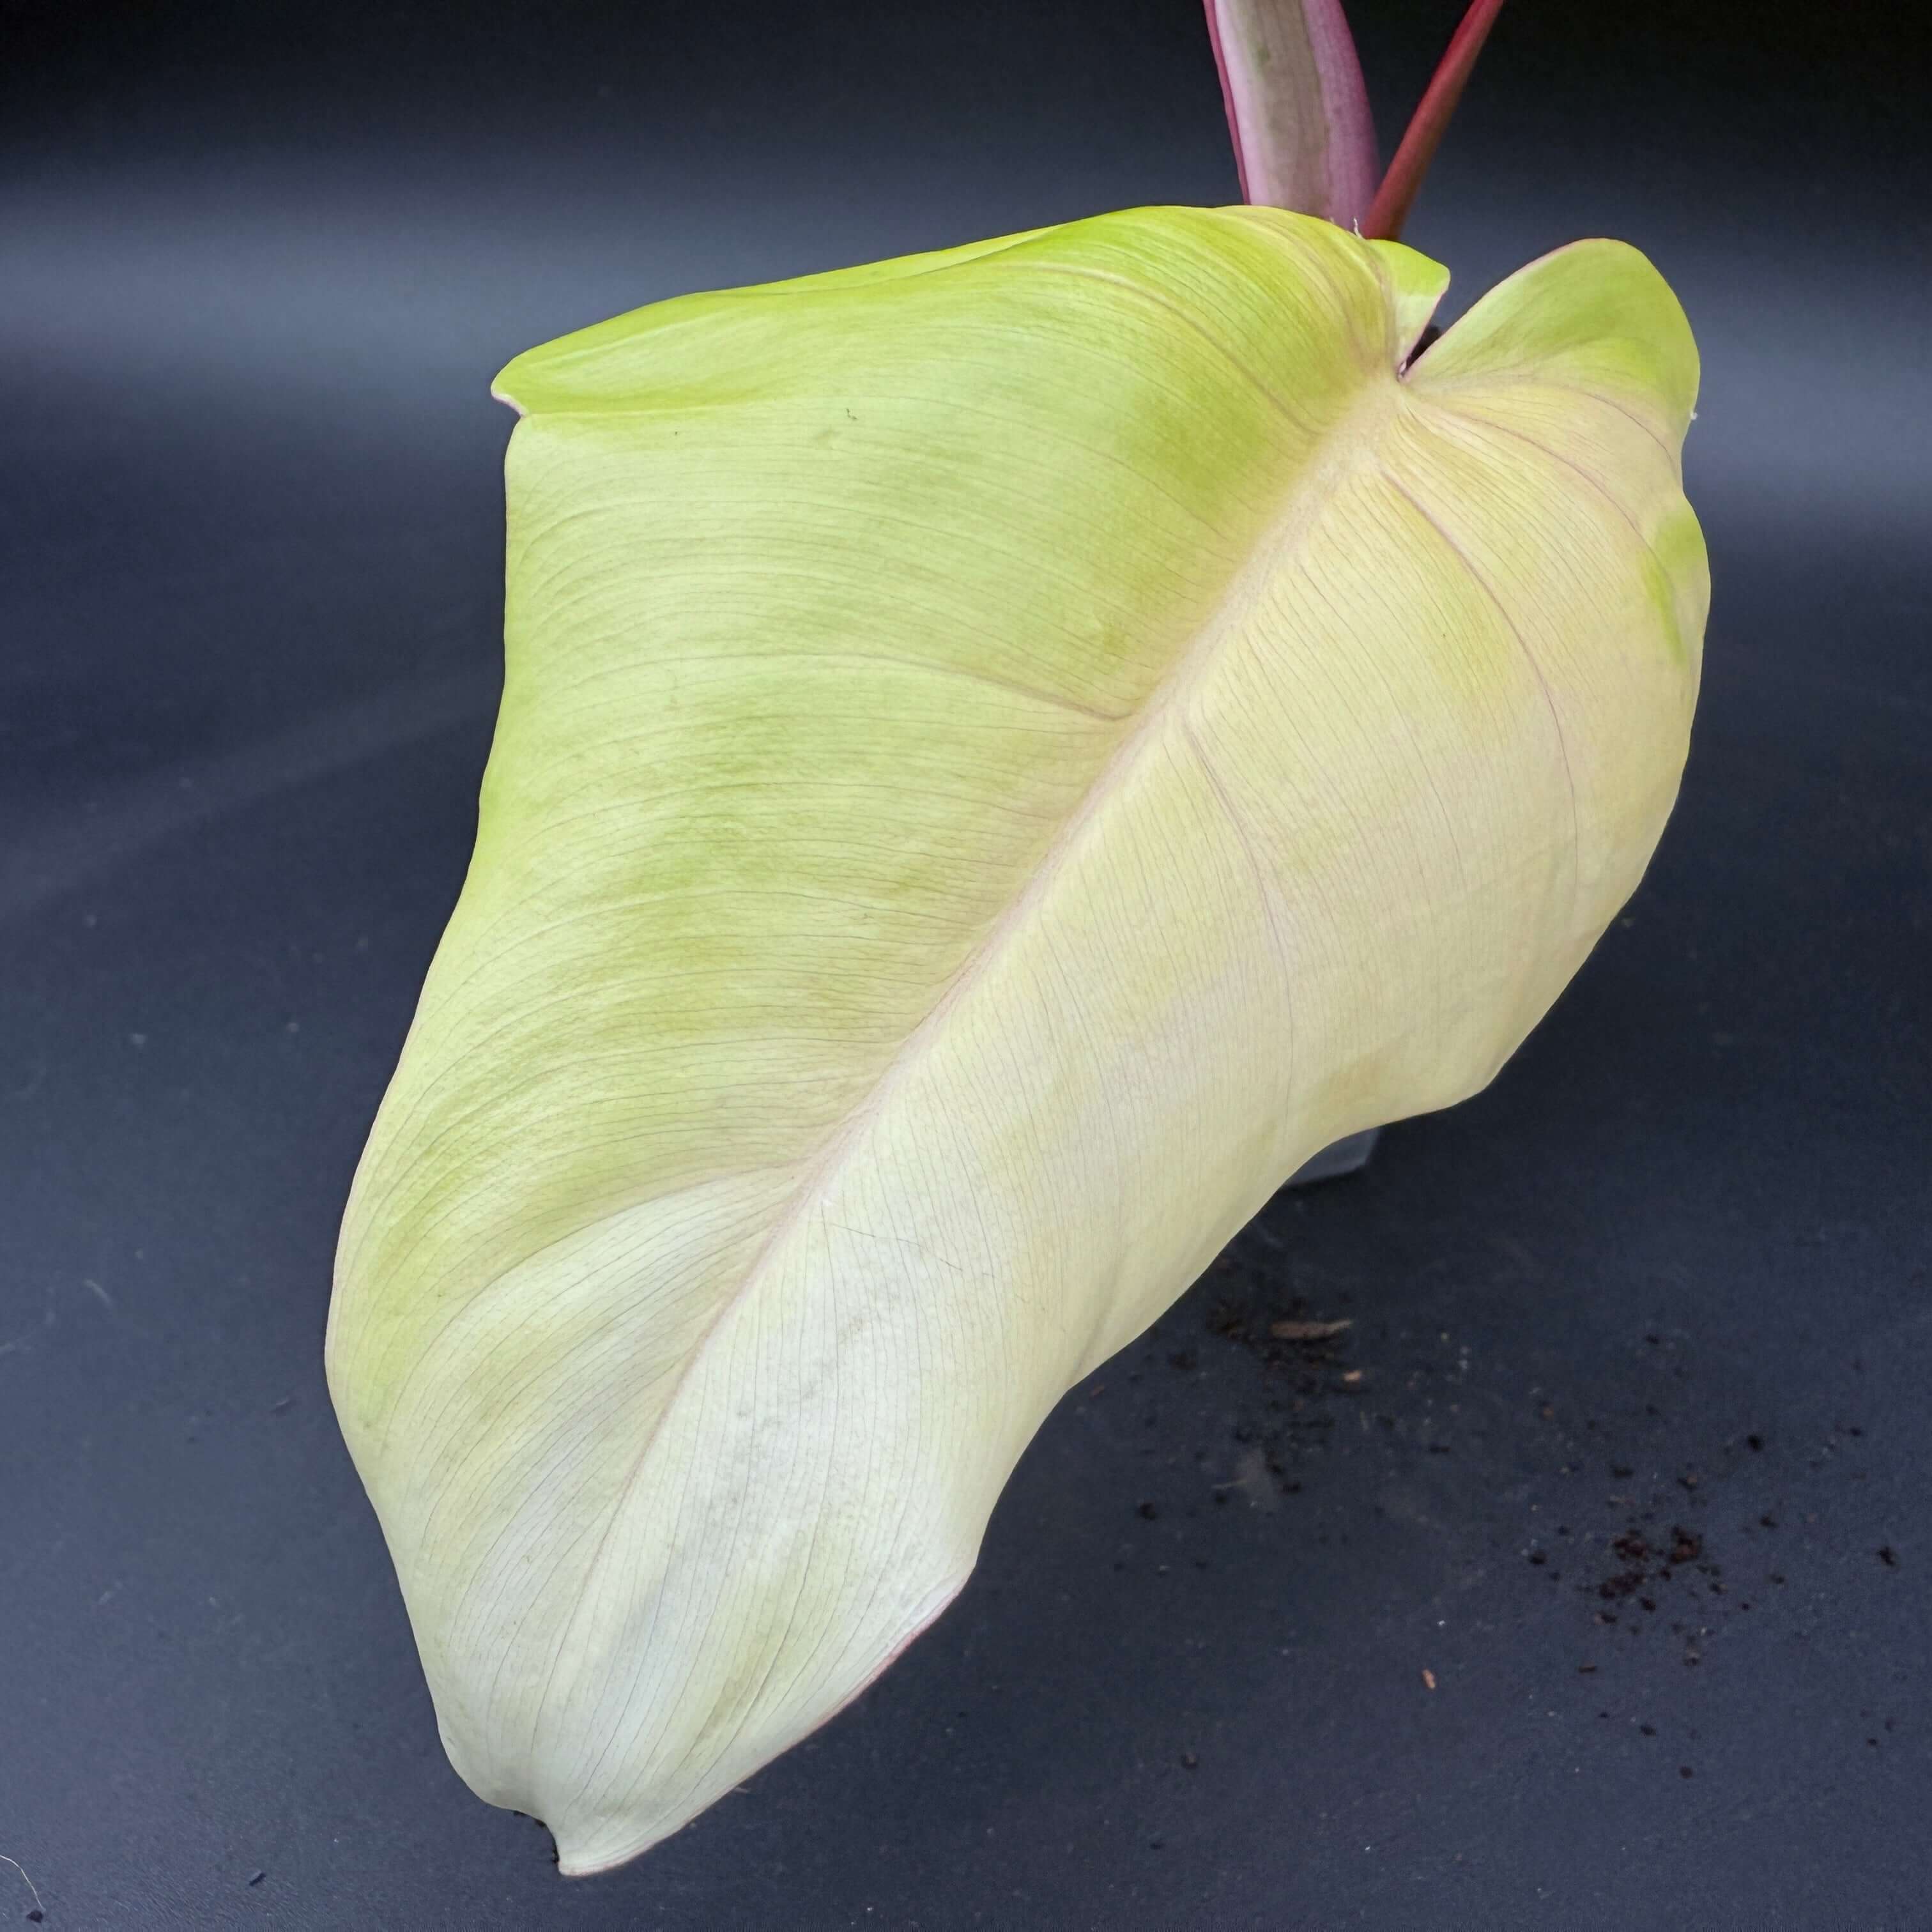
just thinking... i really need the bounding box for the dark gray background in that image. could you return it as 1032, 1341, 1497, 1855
4, 2, 1928, 1924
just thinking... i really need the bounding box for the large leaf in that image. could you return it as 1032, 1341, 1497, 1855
326, 206, 1705, 1873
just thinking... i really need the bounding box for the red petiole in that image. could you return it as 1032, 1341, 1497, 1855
1362, 0, 1510, 241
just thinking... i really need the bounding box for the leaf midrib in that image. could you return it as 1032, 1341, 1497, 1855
529, 371, 1404, 1726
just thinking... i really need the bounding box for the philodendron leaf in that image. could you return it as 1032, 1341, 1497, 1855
1205, 0, 1379, 225
327, 206, 1705, 1874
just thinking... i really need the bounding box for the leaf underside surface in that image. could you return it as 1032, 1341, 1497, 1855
327, 205, 1706, 1874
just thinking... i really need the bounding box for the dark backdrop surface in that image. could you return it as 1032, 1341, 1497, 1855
3, 3, 1928, 1926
